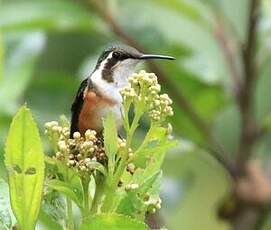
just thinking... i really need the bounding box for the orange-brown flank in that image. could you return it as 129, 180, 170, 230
78, 90, 116, 135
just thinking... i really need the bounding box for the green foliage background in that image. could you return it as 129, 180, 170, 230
1, 0, 271, 229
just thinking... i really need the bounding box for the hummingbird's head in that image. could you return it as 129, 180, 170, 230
92, 45, 175, 89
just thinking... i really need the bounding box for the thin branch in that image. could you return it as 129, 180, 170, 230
214, 15, 243, 98
87, 0, 233, 173
237, 0, 260, 170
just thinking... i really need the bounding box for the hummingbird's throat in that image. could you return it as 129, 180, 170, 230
101, 53, 138, 84
91, 52, 139, 104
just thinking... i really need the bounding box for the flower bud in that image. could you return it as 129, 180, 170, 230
155, 203, 161, 209
79, 165, 87, 171
125, 183, 139, 191
127, 163, 135, 174
73, 132, 81, 139
52, 126, 61, 133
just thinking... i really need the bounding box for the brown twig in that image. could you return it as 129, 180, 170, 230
87, 0, 233, 172
214, 15, 243, 99
236, 0, 260, 171
217, 0, 268, 229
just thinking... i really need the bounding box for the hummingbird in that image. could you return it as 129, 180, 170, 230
70, 45, 175, 138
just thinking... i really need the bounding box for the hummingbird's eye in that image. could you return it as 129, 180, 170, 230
112, 51, 121, 59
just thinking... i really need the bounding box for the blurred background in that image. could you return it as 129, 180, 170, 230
1, 0, 271, 229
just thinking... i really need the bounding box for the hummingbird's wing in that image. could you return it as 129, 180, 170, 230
70, 78, 88, 138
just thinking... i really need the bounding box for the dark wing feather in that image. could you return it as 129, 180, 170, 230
70, 78, 88, 138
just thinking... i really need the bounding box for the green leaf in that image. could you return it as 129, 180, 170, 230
117, 171, 162, 219
41, 191, 66, 228
103, 112, 118, 177
134, 126, 176, 169
4, 105, 45, 230
0, 0, 96, 31
81, 214, 149, 230
116, 192, 143, 219
86, 160, 107, 176
133, 126, 167, 157
138, 171, 162, 195
144, 126, 168, 142
38, 208, 63, 230
48, 179, 83, 209
135, 141, 175, 169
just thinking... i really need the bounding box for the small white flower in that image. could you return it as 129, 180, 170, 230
73, 132, 81, 139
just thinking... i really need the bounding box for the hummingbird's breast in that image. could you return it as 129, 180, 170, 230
78, 89, 122, 134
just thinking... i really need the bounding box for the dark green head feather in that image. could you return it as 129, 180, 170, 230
95, 45, 142, 69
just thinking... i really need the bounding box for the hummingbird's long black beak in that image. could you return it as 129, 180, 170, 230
139, 54, 175, 60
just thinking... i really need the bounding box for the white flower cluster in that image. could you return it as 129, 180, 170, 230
45, 121, 70, 140
145, 197, 162, 214
149, 93, 173, 122
45, 122, 106, 173
118, 87, 137, 100
119, 70, 174, 122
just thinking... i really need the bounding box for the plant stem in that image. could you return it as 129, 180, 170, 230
134, 124, 155, 156
236, 0, 260, 171
64, 163, 74, 230
81, 176, 91, 222
90, 174, 104, 215
112, 109, 142, 188
66, 197, 74, 230
123, 101, 131, 131
90, 178, 116, 214
127, 108, 142, 146
101, 184, 116, 212
112, 156, 127, 187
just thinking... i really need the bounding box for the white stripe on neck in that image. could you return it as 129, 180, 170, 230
91, 52, 138, 104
